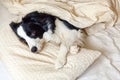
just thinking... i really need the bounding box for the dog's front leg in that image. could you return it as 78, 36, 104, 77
43, 31, 53, 42
55, 43, 68, 69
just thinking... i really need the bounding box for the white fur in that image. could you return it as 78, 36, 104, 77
51, 19, 83, 69
17, 26, 44, 51
17, 19, 83, 69
26, 19, 83, 69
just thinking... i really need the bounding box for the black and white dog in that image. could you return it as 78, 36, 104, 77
10, 11, 83, 69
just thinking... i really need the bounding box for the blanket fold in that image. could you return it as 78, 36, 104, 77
0, 0, 120, 80
1, 0, 120, 34
0, 24, 101, 80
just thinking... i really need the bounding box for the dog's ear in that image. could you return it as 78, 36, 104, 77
26, 11, 39, 17
22, 17, 30, 23
22, 11, 39, 23
9, 22, 20, 32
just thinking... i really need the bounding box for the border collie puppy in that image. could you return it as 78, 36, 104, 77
10, 11, 56, 52
10, 11, 83, 69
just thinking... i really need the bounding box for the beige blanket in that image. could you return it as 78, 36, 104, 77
0, 24, 100, 80
0, 0, 120, 80
1, 0, 120, 30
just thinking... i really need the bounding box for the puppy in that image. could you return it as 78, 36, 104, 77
10, 11, 56, 52
10, 11, 83, 69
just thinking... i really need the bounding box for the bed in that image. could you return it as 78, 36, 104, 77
0, 0, 120, 80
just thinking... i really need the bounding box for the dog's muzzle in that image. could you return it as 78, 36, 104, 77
31, 46, 38, 52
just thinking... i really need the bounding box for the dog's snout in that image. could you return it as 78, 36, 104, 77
31, 46, 37, 52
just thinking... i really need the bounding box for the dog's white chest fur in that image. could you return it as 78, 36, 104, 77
48, 19, 83, 69
54, 19, 80, 46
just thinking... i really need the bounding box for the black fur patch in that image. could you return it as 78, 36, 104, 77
21, 11, 56, 38
59, 19, 79, 30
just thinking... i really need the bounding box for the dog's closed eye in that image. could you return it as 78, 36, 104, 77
31, 31, 36, 37
27, 31, 36, 38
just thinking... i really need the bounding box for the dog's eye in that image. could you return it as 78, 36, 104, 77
27, 31, 36, 38
31, 31, 36, 37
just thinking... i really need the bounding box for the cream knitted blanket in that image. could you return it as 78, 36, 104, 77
0, 0, 120, 80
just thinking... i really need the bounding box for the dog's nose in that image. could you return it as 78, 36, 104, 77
31, 46, 37, 53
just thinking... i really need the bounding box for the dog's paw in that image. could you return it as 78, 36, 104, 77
70, 45, 80, 54
55, 58, 66, 69
49, 34, 61, 44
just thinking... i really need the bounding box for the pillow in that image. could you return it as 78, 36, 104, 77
0, 23, 101, 80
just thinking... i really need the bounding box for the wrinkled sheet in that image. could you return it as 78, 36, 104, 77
0, 0, 120, 80
1, 0, 120, 29
0, 2, 101, 80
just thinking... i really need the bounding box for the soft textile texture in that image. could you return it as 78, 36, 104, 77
0, 24, 101, 80
0, 0, 120, 80
1, 0, 120, 32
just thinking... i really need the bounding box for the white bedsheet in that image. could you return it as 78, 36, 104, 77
0, 4, 12, 80
0, 62, 11, 80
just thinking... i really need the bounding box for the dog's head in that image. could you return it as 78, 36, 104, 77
10, 11, 56, 53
